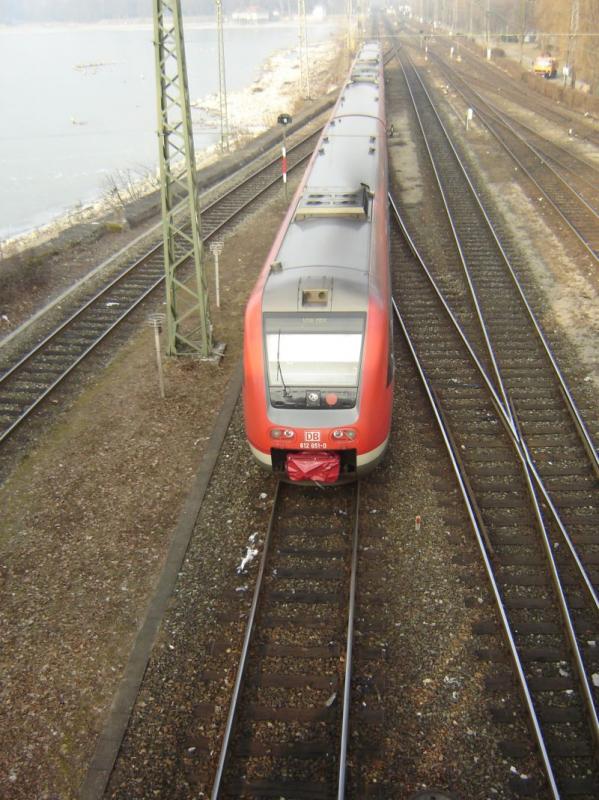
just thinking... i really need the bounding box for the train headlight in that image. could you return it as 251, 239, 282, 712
331, 429, 356, 441
270, 428, 295, 439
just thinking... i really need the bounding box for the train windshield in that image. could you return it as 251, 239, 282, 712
264, 314, 364, 409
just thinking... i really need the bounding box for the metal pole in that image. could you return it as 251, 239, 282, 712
282, 130, 288, 200
298, 0, 310, 99
519, 0, 525, 64
215, 0, 230, 153
565, 0, 579, 88
347, 0, 353, 61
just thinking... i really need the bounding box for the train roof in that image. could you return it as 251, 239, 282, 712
262, 42, 385, 316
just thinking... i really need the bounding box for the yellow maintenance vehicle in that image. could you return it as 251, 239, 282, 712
533, 54, 558, 79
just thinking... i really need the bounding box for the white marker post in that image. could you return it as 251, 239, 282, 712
147, 313, 166, 399
210, 241, 223, 309
466, 107, 474, 131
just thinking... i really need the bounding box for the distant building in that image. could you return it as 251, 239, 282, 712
231, 6, 270, 23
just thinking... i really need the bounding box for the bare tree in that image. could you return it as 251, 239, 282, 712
102, 165, 160, 211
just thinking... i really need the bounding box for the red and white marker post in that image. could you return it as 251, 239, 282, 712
277, 112, 292, 201
281, 143, 288, 199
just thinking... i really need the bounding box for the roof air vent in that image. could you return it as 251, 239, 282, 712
294, 187, 370, 220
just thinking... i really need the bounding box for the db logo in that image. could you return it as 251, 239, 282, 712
304, 431, 320, 442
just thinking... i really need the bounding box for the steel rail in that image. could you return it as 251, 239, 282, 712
394, 42, 514, 419
391, 44, 599, 610
470, 98, 599, 198
389, 193, 599, 613
468, 109, 599, 260
509, 402, 599, 752
427, 50, 599, 200
0, 229, 164, 353
474, 105, 599, 213
434, 41, 599, 148
392, 193, 599, 781
210, 480, 281, 799
0, 127, 323, 354
441, 77, 599, 260
211, 481, 359, 799
422, 46, 599, 260
392, 297, 561, 799
0, 136, 318, 446
1, 126, 321, 375
337, 480, 360, 800
0, 253, 163, 385
202, 138, 317, 237
394, 45, 599, 478
0, 274, 164, 446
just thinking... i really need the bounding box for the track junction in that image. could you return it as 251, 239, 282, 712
1, 17, 598, 800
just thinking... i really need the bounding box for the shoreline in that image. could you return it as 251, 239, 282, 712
0, 31, 341, 259
0, 15, 338, 34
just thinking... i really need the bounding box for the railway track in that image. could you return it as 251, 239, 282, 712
428, 36, 599, 149
391, 43, 598, 468
423, 48, 599, 260
197, 480, 361, 799
77, 26, 597, 800
387, 39, 599, 799
391, 206, 599, 797
0, 126, 322, 448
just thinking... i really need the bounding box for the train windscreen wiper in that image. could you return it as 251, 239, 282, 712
276, 330, 290, 397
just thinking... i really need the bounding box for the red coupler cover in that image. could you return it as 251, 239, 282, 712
286, 451, 341, 483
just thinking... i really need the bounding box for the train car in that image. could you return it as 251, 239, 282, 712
243, 41, 392, 484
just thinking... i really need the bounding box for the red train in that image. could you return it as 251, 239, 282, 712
243, 41, 392, 484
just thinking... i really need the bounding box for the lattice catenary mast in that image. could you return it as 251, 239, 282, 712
152, 0, 212, 357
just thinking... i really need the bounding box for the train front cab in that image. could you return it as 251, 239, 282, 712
245, 286, 393, 485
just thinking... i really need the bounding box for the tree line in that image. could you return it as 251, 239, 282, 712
414, 1, 597, 95
534, 0, 598, 94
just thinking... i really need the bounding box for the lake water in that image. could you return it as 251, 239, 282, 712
0, 20, 338, 240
